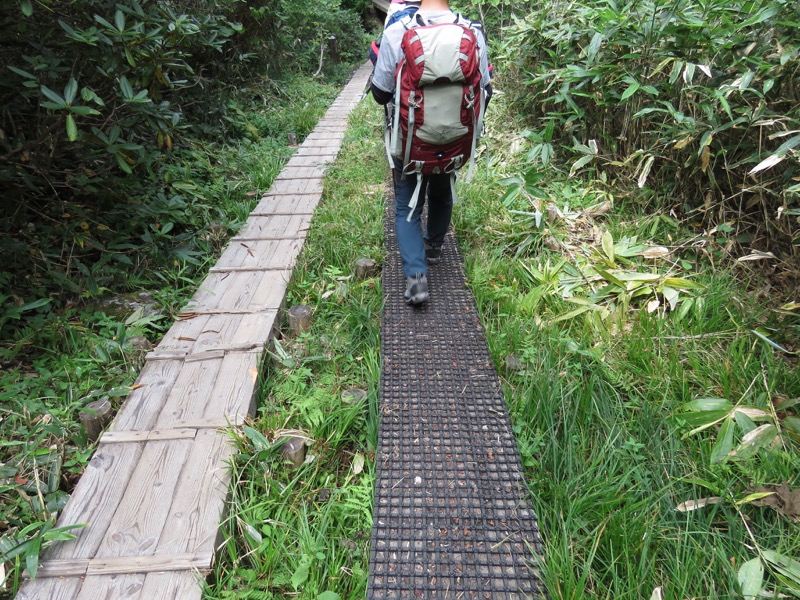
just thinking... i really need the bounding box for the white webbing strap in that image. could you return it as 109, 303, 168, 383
403, 90, 417, 175
405, 162, 424, 222
466, 86, 486, 183
389, 67, 403, 160
450, 172, 458, 205
383, 103, 394, 166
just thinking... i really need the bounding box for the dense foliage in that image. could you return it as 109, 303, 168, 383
497, 0, 799, 254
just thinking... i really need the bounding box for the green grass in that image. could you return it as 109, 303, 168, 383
452, 93, 800, 599
205, 99, 387, 599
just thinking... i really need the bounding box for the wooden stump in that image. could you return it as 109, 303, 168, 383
288, 305, 313, 336
280, 432, 306, 468
80, 399, 113, 442
355, 258, 377, 280
287, 132, 298, 146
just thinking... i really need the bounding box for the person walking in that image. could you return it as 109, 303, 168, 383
370, 0, 492, 305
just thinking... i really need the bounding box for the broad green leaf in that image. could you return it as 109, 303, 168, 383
352, 452, 365, 476
317, 592, 341, 600
291, 561, 310, 590
736, 491, 776, 506
569, 154, 594, 176
663, 277, 704, 290
601, 231, 614, 263
40, 85, 66, 106
637, 155, 654, 188
552, 305, 591, 323
593, 266, 624, 287
21, 0, 32, 16
119, 76, 134, 100
728, 424, 778, 460
621, 81, 640, 100
70, 105, 101, 116
738, 558, 764, 600
661, 285, 679, 311
66, 114, 78, 142
64, 77, 78, 104
681, 398, 733, 412
733, 407, 770, 421
681, 410, 729, 433
710, 418, 735, 464
114, 9, 125, 30
762, 550, 800, 586
243, 426, 272, 452
615, 272, 661, 282
242, 522, 262, 546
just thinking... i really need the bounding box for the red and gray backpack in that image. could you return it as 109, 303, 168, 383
386, 14, 486, 218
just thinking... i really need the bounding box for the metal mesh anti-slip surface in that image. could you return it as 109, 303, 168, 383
369, 195, 545, 599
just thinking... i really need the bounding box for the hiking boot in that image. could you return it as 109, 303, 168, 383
404, 273, 429, 305
424, 242, 442, 265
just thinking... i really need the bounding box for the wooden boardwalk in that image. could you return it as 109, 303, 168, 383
17, 62, 372, 600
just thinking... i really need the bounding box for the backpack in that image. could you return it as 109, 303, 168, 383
369, 5, 420, 66
386, 14, 486, 219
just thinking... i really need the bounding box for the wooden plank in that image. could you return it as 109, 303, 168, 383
111, 360, 183, 432
154, 355, 224, 428
277, 166, 325, 180
204, 352, 261, 419
233, 213, 312, 239
156, 429, 235, 554
304, 132, 345, 143
285, 154, 336, 167
46, 443, 144, 560
213, 239, 304, 272
293, 146, 339, 158
252, 194, 319, 215
87, 553, 213, 575
139, 571, 204, 600
183, 269, 290, 313
153, 312, 277, 355
100, 429, 197, 444
172, 415, 247, 428
35, 558, 90, 577
269, 177, 323, 195
16, 576, 83, 599
76, 574, 145, 599
96, 439, 193, 558
164, 353, 258, 430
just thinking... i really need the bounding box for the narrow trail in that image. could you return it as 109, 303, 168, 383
368, 200, 544, 598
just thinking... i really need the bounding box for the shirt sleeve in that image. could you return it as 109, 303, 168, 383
371, 24, 404, 94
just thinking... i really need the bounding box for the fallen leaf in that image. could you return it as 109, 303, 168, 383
649, 587, 663, 600
675, 496, 721, 512
749, 482, 800, 523
647, 299, 660, 313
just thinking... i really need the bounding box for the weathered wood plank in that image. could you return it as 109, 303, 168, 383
16, 576, 83, 599
252, 194, 319, 215
172, 416, 246, 428
139, 571, 204, 600
204, 352, 261, 419
35, 558, 90, 577
87, 553, 213, 575
233, 214, 312, 240
110, 360, 183, 432
76, 574, 145, 599
156, 430, 235, 554
100, 429, 197, 444
184, 269, 292, 313
154, 356, 224, 428
285, 154, 336, 168
96, 440, 193, 558
154, 312, 277, 355
212, 239, 304, 272
293, 146, 339, 159
269, 177, 323, 195
277, 166, 325, 180
46, 443, 144, 559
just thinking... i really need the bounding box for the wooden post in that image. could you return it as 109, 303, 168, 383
80, 399, 113, 443
287, 132, 298, 146
280, 432, 306, 468
355, 258, 377, 280
288, 305, 313, 336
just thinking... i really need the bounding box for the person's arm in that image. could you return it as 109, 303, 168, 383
371, 84, 394, 105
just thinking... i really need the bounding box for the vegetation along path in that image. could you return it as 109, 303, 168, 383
16, 64, 373, 600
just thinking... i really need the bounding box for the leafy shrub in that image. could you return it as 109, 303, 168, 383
499, 0, 799, 253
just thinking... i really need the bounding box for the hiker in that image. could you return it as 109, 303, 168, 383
371, 0, 492, 305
